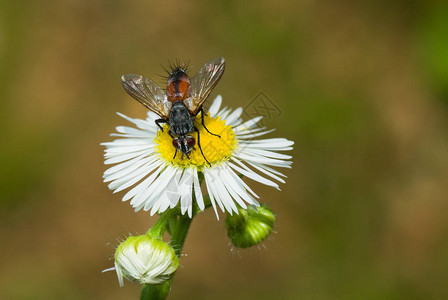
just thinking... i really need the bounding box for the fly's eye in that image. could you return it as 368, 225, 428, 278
186, 137, 195, 148
172, 139, 180, 149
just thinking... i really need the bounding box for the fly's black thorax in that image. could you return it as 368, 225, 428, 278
169, 102, 194, 136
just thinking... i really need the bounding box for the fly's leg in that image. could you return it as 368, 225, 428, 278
169, 130, 177, 160
170, 129, 177, 160
194, 127, 211, 166
155, 118, 168, 132
196, 107, 221, 138
173, 148, 178, 160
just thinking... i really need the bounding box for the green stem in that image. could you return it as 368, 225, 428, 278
140, 282, 170, 300
140, 175, 206, 300
140, 214, 194, 300
170, 213, 194, 257
146, 208, 179, 240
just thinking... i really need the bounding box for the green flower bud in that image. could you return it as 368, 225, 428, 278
113, 235, 179, 286
225, 204, 275, 248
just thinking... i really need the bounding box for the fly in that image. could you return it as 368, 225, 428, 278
121, 57, 226, 165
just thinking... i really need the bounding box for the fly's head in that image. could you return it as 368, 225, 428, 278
172, 136, 195, 158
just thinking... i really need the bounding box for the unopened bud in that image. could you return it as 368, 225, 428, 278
113, 235, 179, 286
225, 204, 275, 248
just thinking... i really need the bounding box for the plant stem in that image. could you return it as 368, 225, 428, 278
140, 214, 194, 300
140, 282, 170, 300
170, 212, 194, 257
146, 208, 179, 239
140, 176, 205, 300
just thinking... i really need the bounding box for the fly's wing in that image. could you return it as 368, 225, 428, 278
185, 57, 226, 115
121, 74, 171, 118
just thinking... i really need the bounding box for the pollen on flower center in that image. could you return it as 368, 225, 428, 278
154, 113, 237, 169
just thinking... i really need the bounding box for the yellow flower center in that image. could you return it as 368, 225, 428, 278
154, 113, 237, 169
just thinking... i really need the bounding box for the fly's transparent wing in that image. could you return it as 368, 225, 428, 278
121, 74, 171, 118
185, 57, 226, 114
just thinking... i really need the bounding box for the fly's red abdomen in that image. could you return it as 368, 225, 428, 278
166, 68, 190, 102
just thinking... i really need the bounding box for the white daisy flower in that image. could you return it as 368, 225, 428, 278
102, 95, 293, 219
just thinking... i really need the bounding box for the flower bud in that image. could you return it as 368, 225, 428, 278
225, 204, 275, 248
113, 235, 179, 286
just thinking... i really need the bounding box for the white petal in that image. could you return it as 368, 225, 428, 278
219, 174, 247, 209
203, 170, 220, 219
239, 138, 294, 149
221, 165, 259, 203
234, 126, 267, 135
233, 152, 292, 168
104, 146, 153, 157
208, 95, 222, 117
228, 160, 279, 189
234, 116, 263, 131
108, 161, 156, 192
146, 110, 160, 121
115, 126, 154, 137
142, 166, 179, 211
151, 191, 171, 215
104, 149, 150, 164
240, 148, 292, 160
115, 262, 124, 287
218, 107, 231, 120
179, 171, 193, 217
103, 154, 147, 176
236, 128, 275, 139
225, 107, 243, 125
102, 139, 152, 147
193, 168, 204, 210
104, 156, 153, 182
124, 164, 164, 202
205, 171, 226, 213
211, 173, 238, 214
246, 161, 286, 183
205, 168, 237, 214
117, 112, 155, 131
132, 167, 173, 209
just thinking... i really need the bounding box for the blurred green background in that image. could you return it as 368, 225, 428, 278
1, 0, 448, 299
